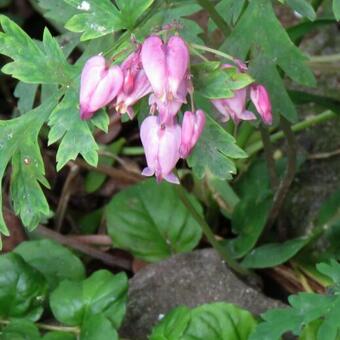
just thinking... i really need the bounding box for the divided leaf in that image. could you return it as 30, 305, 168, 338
334, 0, 340, 20
223, 0, 316, 122
48, 90, 99, 170
285, 0, 316, 21
0, 16, 75, 84
188, 114, 247, 180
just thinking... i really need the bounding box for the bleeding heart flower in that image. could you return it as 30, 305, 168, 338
80, 55, 123, 120
141, 35, 190, 123
140, 116, 181, 184
115, 51, 152, 119
180, 110, 206, 158
250, 84, 273, 125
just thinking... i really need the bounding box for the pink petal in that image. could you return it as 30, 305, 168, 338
166, 36, 189, 99
141, 36, 167, 99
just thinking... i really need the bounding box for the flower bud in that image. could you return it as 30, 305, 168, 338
140, 116, 181, 184
180, 110, 206, 158
80, 55, 123, 120
250, 84, 273, 125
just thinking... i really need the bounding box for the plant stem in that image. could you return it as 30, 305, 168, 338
309, 53, 340, 63
190, 43, 235, 62
0, 319, 80, 334
175, 185, 251, 277
196, 0, 231, 37
246, 110, 337, 155
259, 125, 279, 189
263, 118, 297, 233
121, 146, 144, 156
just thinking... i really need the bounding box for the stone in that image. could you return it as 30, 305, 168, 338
120, 249, 285, 340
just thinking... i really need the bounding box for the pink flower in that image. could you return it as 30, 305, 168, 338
141, 35, 190, 123
211, 88, 256, 124
140, 116, 181, 184
148, 78, 189, 124
250, 84, 273, 125
180, 110, 206, 158
115, 52, 152, 119
80, 55, 123, 120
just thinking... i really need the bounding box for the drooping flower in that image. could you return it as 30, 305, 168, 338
250, 84, 273, 125
80, 55, 123, 120
141, 35, 190, 123
211, 87, 256, 124
180, 110, 206, 158
115, 51, 152, 119
140, 116, 181, 184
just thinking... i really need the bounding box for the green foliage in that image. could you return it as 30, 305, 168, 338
14, 239, 86, 291
241, 237, 308, 268
50, 270, 128, 329
47, 90, 99, 171
251, 260, 340, 340
285, 0, 316, 21
150, 302, 257, 339
64, 0, 154, 40
0, 16, 75, 84
1, 319, 41, 340
106, 179, 202, 262
224, 0, 316, 122
192, 62, 254, 99
333, 0, 340, 20
0, 253, 48, 321
188, 114, 247, 180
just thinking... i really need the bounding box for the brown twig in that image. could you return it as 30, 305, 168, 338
307, 148, 340, 160
36, 226, 131, 271
67, 234, 112, 247
259, 125, 279, 189
74, 159, 143, 186
55, 163, 79, 232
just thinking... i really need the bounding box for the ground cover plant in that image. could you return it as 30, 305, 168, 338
0, 0, 339, 339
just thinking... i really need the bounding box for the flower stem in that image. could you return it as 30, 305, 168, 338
0, 319, 80, 334
309, 53, 340, 63
246, 110, 337, 155
190, 43, 235, 62
176, 185, 252, 277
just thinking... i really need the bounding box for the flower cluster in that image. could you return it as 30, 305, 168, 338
211, 63, 272, 125
79, 35, 272, 184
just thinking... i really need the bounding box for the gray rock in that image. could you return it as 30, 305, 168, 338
120, 249, 285, 340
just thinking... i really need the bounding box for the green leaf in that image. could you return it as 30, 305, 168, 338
315, 190, 340, 228
333, 0, 340, 20
241, 237, 308, 268
64, 0, 154, 41
317, 260, 340, 288
48, 89, 99, 170
209, 0, 246, 27
223, 0, 316, 122
43, 332, 76, 340
0, 16, 74, 84
14, 239, 85, 291
50, 270, 128, 329
188, 114, 247, 180
115, 0, 155, 30
90, 109, 109, 133
184, 302, 257, 340
38, 0, 79, 25
0, 253, 48, 321
251, 292, 339, 340
14, 82, 38, 115
1, 319, 41, 340
192, 62, 254, 99
80, 314, 118, 340
0, 96, 58, 236
151, 302, 257, 340
286, 0, 316, 21
106, 179, 202, 262
227, 195, 272, 258
149, 306, 191, 340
